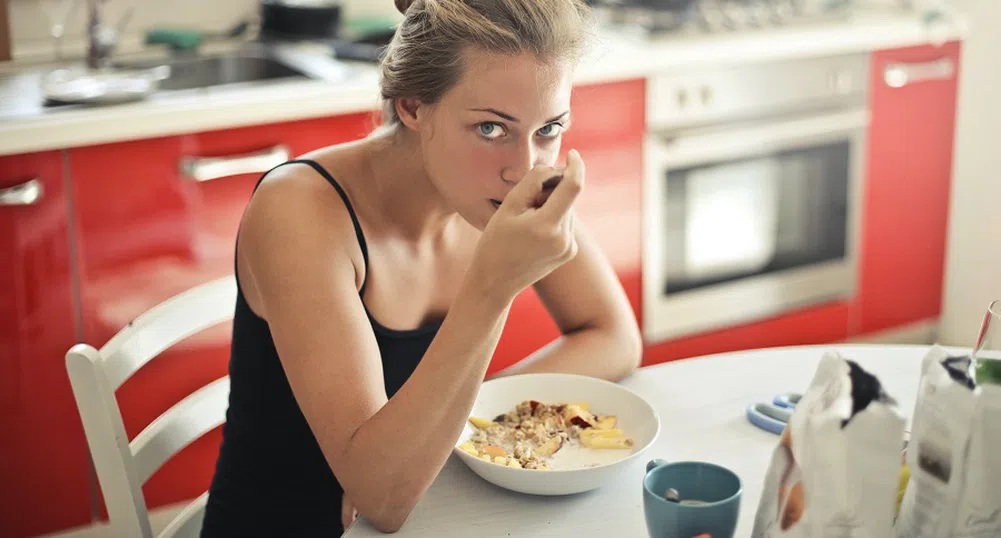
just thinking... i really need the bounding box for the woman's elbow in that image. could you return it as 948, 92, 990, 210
613, 320, 643, 379
370, 515, 406, 534
365, 507, 410, 534
361, 490, 420, 533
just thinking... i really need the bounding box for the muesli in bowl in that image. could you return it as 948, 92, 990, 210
458, 399, 633, 470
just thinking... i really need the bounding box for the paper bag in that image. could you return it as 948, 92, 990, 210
752, 351, 906, 538
893, 346, 1001, 537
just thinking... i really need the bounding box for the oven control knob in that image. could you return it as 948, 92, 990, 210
676, 89, 689, 109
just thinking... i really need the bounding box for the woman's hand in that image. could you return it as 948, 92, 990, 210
470, 149, 586, 301
342, 494, 358, 531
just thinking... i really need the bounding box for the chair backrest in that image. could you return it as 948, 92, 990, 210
66, 275, 238, 538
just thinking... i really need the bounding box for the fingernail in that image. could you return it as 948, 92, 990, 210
569, 149, 579, 160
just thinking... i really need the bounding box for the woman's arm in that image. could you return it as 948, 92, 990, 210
490, 220, 643, 382
237, 159, 582, 533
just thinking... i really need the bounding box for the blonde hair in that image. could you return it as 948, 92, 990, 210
379, 0, 596, 125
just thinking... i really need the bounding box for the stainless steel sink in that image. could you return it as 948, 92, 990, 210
115, 52, 311, 91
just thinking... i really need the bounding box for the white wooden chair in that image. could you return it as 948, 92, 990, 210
66, 275, 238, 538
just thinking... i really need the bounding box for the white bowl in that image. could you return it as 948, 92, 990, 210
453, 373, 661, 495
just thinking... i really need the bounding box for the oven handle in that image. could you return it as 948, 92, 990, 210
649, 109, 869, 167
884, 58, 955, 88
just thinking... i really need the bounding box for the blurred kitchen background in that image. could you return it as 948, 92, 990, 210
1, 0, 998, 537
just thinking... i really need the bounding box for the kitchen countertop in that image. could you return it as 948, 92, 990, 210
343, 343, 959, 538
0, 9, 969, 158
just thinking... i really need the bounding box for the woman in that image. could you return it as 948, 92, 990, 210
201, 0, 641, 535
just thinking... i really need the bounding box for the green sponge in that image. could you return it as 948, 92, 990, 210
145, 28, 206, 51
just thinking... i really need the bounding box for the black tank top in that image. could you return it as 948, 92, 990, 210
201, 160, 442, 537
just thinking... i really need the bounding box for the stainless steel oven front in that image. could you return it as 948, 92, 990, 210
642, 53, 870, 343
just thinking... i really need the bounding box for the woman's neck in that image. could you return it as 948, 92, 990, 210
362, 126, 461, 242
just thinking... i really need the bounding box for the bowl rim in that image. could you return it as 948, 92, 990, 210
454, 372, 663, 475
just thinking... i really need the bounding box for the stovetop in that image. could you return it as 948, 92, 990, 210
591, 0, 861, 36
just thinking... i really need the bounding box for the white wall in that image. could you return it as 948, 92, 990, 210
937, 0, 1001, 346
8, 0, 399, 61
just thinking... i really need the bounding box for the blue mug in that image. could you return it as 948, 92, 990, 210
642, 459, 742, 538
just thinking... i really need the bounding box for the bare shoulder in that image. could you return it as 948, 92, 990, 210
237, 153, 367, 318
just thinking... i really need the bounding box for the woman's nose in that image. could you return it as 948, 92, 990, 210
501, 143, 540, 185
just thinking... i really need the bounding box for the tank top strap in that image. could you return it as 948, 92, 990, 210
255, 159, 371, 296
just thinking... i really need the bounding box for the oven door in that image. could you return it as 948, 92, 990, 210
642, 108, 868, 343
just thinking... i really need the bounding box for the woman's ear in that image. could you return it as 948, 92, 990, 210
395, 97, 422, 131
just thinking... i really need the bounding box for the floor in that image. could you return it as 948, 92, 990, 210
37, 503, 188, 538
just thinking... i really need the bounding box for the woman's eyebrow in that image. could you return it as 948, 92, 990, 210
468, 108, 570, 124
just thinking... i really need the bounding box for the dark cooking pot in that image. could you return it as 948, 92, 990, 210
259, 0, 343, 40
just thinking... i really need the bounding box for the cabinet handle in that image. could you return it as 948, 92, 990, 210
180, 145, 290, 182
884, 58, 956, 88
0, 178, 43, 206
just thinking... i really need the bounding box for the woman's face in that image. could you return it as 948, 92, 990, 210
408, 49, 574, 230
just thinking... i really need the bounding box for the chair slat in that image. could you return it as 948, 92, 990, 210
158, 491, 209, 538
103, 276, 237, 389
67, 275, 237, 538
131, 377, 230, 484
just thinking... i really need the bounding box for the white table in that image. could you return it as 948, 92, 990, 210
344, 344, 964, 537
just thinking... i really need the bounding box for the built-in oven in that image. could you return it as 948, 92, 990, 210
642, 53, 870, 343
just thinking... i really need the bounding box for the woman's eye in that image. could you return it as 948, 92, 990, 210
537, 123, 564, 138
478, 123, 504, 139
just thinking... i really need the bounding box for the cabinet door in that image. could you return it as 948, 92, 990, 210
0, 151, 92, 538
68, 112, 374, 514
856, 41, 961, 334
487, 79, 646, 375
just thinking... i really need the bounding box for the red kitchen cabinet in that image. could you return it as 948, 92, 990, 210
487, 79, 646, 375
643, 301, 852, 366
0, 152, 93, 537
855, 41, 961, 335
68, 112, 375, 515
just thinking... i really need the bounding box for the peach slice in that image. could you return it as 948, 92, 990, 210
468, 417, 496, 430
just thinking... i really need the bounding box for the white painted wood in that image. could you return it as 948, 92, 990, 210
131, 377, 231, 484
343, 344, 966, 538
158, 492, 208, 538
101, 276, 237, 390
65, 275, 237, 538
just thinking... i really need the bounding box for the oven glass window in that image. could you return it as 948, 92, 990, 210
662, 140, 851, 295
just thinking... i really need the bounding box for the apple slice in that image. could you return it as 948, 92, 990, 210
562, 404, 597, 428
595, 416, 617, 430
535, 437, 563, 458
580, 428, 626, 439
480, 444, 507, 458
581, 436, 634, 449
468, 417, 496, 430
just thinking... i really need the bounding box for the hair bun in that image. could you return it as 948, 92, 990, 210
394, 0, 416, 14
